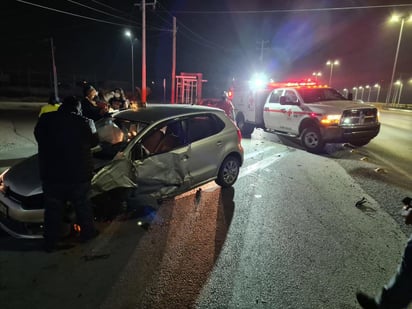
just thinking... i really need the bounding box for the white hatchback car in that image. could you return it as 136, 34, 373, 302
0, 104, 244, 238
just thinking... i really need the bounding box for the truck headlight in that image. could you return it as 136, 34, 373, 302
320, 114, 341, 126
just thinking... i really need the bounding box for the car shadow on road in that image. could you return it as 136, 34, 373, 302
101, 185, 236, 308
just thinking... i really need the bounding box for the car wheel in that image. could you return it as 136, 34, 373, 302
301, 126, 325, 153
215, 155, 240, 188
236, 114, 254, 137
349, 139, 371, 147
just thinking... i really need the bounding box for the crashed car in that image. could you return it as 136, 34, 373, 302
0, 104, 244, 238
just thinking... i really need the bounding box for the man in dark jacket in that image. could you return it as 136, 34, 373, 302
81, 84, 109, 121
34, 96, 99, 252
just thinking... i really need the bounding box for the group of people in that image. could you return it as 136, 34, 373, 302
40, 84, 130, 120
35, 84, 129, 252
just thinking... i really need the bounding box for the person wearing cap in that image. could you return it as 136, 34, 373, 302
81, 83, 109, 121
39, 94, 61, 117
34, 96, 99, 252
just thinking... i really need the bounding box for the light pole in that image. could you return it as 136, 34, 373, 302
395, 80, 403, 104
365, 85, 371, 102
385, 14, 412, 103
125, 30, 136, 97
359, 86, 365, 101
353, 87, 358, 100
374, 83, 381, 102
326, 60, 339, 86
343, 88, 348, 97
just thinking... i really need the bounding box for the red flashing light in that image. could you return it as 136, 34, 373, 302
267, 80, 329, 89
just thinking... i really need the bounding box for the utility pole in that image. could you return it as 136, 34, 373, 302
50, 37, 58, 100
257, 40, 269, 63
171, 16, 176, 103
136, 0, 156, 105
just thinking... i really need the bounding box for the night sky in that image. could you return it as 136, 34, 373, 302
1, 0, 412, 99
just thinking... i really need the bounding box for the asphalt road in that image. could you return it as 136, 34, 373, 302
0, 103, 411, 309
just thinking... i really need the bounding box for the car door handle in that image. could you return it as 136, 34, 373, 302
181, 155, 189, 161
216, 141, 223, 147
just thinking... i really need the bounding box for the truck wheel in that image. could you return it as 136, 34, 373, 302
350, 139, 371, 147
236, 114, 254, 137
215, 155, 240, 188
301, 126, 325, 153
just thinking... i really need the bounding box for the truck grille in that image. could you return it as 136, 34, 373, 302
341, 108, 378, 126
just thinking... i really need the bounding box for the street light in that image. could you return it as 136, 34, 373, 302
312, 71, 322, 82
125, 30, 137, 97
359, 86, 365, 101
394, 80, 403, 104
326, 60, 339, 86
343, 88, 348, 97
374, 83, 381, 102
365, 85, 371, 102
353, 87, 358, 100
385, 14, 412, 103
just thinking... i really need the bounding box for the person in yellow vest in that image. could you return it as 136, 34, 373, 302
39, 94, 61, 117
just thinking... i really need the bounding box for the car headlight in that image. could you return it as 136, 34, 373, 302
320, 114, 341, 126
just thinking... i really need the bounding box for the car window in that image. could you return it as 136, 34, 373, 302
268, 89, 283, 103
96, 118, 126, 145
285, 90, 298, 103
94, 117, 149, 160
186, 114, 224, 143
135, 119, 187, 159
297, 88, 346, 103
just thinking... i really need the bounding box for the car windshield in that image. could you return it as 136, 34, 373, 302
296, 88, 347, 103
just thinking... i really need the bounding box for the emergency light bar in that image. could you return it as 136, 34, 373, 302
267, 81, 328, 89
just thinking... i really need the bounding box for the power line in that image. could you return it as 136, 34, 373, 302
156, 1, 226, 51
15, 0, 166, 32
89, 0, 129, 15
166, 4, 412, 15
66, 0, 136, 24
16, 0, 137, 27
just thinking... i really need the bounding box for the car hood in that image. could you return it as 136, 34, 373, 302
305, 100, 376, 114
3, 154, 42, 197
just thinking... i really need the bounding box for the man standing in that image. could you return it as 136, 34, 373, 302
34, 96, 99, 252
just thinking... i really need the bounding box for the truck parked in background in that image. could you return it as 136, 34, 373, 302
231, 80, 380, 153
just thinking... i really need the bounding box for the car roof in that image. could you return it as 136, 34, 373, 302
112, 103, 222, 123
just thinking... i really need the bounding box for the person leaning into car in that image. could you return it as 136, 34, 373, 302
81, 83, 109, 121
34, 96, 99, 252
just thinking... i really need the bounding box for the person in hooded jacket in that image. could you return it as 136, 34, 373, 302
81, 84, 109, 121
34, 96, 99, 252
